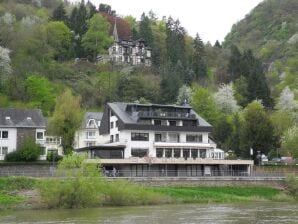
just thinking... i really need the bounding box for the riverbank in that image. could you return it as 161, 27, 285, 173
0, 176, 295, 210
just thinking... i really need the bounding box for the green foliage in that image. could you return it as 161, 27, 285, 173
82, 14, 112, 60
5, 137, 41, 162
0, 177, 36, 191
285, 175, 298, 198
49, 89, 83, 155
0, 192, 24, 205
240, 101, 275, 158
25, 74, 57, 116
281, 126, 298, 158
38, 154, 104, 208
191, 85, 220, 124
46, 152, 63, 162
192, 33, 207, 80
45, 21, 72, 61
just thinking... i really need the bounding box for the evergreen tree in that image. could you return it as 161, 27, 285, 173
213, 115, 232, 151
228, 113, 242, 156
51, 3, 68, 24
139, 13, 153, 45
165, 17, 186, 65
192, 33, 207, 80
214, 40, 221, 48
228, 45, 242, 81
86, 1, 97, 19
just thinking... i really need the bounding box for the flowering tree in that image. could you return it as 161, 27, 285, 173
0, 46, 12, 84
276, 86, 297, 111
214, 83, 239, 114
176, 85, 192, 105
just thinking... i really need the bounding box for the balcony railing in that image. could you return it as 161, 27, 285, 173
138, 111, 196, 119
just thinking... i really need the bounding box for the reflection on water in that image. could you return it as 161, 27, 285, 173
0, 202, 297, 224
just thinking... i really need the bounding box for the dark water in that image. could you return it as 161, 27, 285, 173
0, 202, 297, 223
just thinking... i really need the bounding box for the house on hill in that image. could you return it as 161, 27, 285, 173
76, 102, 253, 177
108, 19, 151, 66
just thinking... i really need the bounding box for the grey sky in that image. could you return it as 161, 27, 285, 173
72, 0, 263, 44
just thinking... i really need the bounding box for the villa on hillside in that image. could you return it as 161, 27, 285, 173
0, 108, 62, 160
76, 102, 253, 177
108, 20, 151, 66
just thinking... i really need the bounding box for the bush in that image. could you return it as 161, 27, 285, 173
38, 154, 104, 208
285, 175, 298, 198
4, 137, 41, 162
46, 152, 63, 162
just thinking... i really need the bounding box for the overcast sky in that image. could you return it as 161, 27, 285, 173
72, 0, 263, 44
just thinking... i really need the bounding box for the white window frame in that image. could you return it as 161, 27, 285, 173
36, 131, 44, 140
0, 130, 9, 139
0, 146, 8, 155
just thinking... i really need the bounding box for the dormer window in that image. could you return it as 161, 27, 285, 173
36, 132, 44, 140
87, 119, 96, 128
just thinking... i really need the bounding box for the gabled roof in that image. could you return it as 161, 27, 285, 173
0, 108, 46, 128
81, 112, 103, 128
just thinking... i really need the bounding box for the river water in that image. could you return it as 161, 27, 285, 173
0, 202, 297, 223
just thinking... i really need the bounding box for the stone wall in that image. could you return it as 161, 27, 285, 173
0, 163, 56, 177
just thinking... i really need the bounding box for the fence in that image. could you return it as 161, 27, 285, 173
0, 168, 297, 178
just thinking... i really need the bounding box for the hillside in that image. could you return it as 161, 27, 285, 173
223, 0, 298, 97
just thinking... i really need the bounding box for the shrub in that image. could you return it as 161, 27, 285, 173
38, 154, 104, 208
5, 137, 41, 162
46, 152, 63, 162
285, 175, 298, 198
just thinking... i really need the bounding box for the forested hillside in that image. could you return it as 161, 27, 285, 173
0, 0, 297, 159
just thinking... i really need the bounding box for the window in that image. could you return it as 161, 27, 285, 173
183, 149, 190, 159
183, 120, 196, 127
0, 131, 8, 139
174, 149, 181, 158
87, 119, 96, 127
199, 149, 206, 159
186, 134, 202, 143
169, 120, 176, 126
110, 122, 114, 129
154, 120, 161, 125
191, 149, 198, 159
0, 147, 8, 155
115, 120, 119, 127
110, 135, 114, 143
131, 148, 148, 158
156, 148, 163, 158
40, 147, 46, 155
115, 134, 119, 142
36, 132, 44, 140
131, 133, 149, 141
155, 134, 162, 142
168, 133, 179, 142
86, 142, 95, 147
86, 131, 96, 139
165, 148, 172, 158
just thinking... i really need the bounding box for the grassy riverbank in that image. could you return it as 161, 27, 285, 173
0, 176, 295, 210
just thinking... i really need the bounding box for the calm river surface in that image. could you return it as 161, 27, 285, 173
0, 202, 297, 224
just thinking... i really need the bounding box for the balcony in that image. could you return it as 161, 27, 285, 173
154, 141, 216, 148
138, 111, 196, 119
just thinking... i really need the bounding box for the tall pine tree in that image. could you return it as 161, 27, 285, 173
51, 3, 68, 25
192, 33, 207, 81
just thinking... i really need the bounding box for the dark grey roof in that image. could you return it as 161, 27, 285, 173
0, 108, 46, 128
81, 112, 103, 128
99, 102, 212, 134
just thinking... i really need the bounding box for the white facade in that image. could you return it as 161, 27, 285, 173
0, 128, 17, 160
74, 117, 103, 149
101, 113, 224, 160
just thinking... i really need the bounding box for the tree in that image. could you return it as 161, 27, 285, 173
82, 14, 112, 61
214, 83, 239, 114
46, 21, 72, 61
191, 85, 220, 124
276, 86, 297, 111
214, 40, 221, 48
240, 101, 275, 159
25, 75, 57, 116
192, 33, 207, 80
176, 85, 192, 105
281, 126, 298, 159
228, 45, 242, 81
213, 115, 232, 151
49, 89, 83, 155
0, 46, 12, 87
228, 113, 242, 156
51, 3, 68, 24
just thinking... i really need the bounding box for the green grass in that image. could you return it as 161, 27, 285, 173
149, 186, 282, 203
0, 177, 36, 191
0, 192, 24, 205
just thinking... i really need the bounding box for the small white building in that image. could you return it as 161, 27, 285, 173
0, 108, 62, 160
74, 112, 103, 149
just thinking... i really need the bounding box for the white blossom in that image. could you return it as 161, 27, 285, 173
0, 13, 13, 26
21, 16, 41, 28
0, 46, 12, 81
176, 85, 192, 105
277, 86, 297, 111
214, 83, 239, 113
